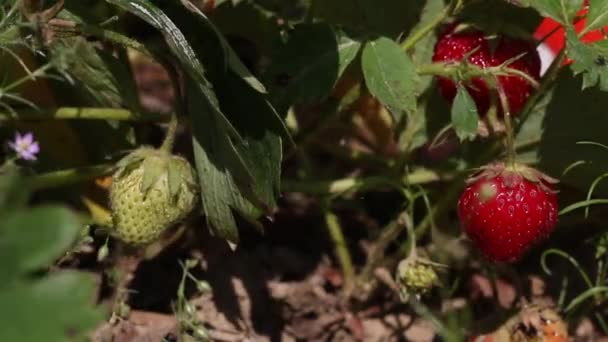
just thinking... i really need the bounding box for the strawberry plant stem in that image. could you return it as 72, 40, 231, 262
81, 25, 152, 56
160, 112, 179, 153
2, 63, 53, 93
400, 0, 460, 51
30, 164, 115, 190
416, 63, 540, 89
282, 169, 448, 195
325, 211, 355, 291
357, 212, 412, 287
497, 86, 516, 165
0, 107, 168, 121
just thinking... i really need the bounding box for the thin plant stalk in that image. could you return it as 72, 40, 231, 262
325, 211, 355, 292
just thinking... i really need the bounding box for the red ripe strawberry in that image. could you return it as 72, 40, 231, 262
458, 163, 559, 263
432, 25, 541, 116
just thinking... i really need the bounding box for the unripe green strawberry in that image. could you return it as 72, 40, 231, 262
109, 147, 199, 244
396, 258, 439, 301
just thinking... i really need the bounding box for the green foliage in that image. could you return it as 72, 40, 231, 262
311, 0, 425, 38
0, 171, 102, 342
4, 0, 608, 336
105, 0, 288, 243
586, 0, 608, 32
519, 0, 585, 25
567, 27, 608, 90
266, 23, 361, 113
361, 36, 418, 123
458, 0, 542, 34
450, 84, 478, 141
537, 71, 608, 194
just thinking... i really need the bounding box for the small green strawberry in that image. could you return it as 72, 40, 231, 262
109, 147, 199, 245
396, 258, 439, 301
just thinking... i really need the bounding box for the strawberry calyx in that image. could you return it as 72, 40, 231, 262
114, 146, 199, 202
465, 162, 559, 194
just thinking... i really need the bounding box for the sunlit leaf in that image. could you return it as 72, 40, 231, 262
519, 0, 584, 25
586, 0, 608, 32
362, 37, 417, 122
566, 27, 608, 90
451, 85, 479, 141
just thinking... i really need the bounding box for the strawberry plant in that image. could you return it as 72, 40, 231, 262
2, 0, 608, 340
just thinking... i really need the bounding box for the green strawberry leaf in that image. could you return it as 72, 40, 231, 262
0, 164, 29, 213
211, 0, 281, 58
411, 0, 444, 94
190, 68, 284, 243
458, 0, 543, 34
0, 197, 103, 340
362, 37, 418, 123
566, 27, 608, 90
105, 0, 288, 243
586, 0, 608, 32
451, 85, 479, 142
179, 0, 268, 93
265, 23, 361, 114
311, 0, 425, 38
521, 70, 608, 195
156, 1, 287, 242
0, 272, 102, 342
104, 0, 247, 148
0, 206, 82, 283
518, 0, 584, 25
402, 0, 446, 151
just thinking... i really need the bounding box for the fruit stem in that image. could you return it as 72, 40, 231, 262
356, 211, 412, 286
496, 85, 516, 166
160, 59, 184, 154
404, 212, 417, 259
160, 112, 179, 153
324, 210, 356, 292
281, 168, 447, 195
0, 107, 168, 122
30, 163, 115, 190
80, 24, 153, 56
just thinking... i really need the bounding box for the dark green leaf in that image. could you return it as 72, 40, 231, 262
0, 164, 29, 213
451, 85, 479, 141
311, 0, 425, 38
0, 206, 81, 282
50, 37, 122, 107
108, 0, 287, 243
190, 68, 284, 243
104, 0, 245, 147
362, 37, 417, 122
179, 0, 268, 93
410, 0, 444, 94
266, 23, 361, 113
212, 0, 281, 58
0, 272, 102, 342
537, 71, 608, 194
458, 0, 543, 34
567, 27, 608, 90
519, 0, 584, 25
586, 0, 608, 32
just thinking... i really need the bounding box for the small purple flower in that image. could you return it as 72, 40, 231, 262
8, 132, 40, 161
